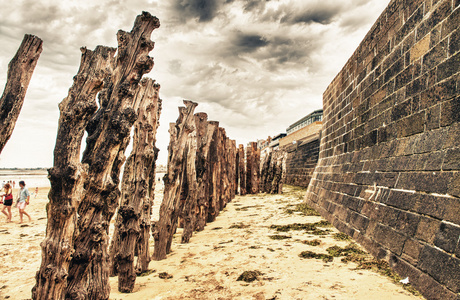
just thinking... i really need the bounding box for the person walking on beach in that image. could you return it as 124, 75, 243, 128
17, 181, 31, 223
1, 183, 13, 222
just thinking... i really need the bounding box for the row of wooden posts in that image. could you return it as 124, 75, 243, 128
0, 12, 287, 300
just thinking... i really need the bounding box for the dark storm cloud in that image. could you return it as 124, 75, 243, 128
260, 2, 342, 25
172, 0, 225, 22
232, 33, 268, 53
282, 5, 341, 24
242, 0, 268, 13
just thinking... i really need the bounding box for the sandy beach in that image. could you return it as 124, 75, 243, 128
0, 184, 422, 300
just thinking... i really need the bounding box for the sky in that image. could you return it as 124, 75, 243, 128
0, 0, 391, 168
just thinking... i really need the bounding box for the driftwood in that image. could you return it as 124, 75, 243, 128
153, 100, 198, 260
110, 79, 161, 292
238, 144, 246, 195
66, 12, 160, 300
33, 46, 115, 300
260, 150, 287, 194
0, 34, 42, 153
246, 142, 260, 194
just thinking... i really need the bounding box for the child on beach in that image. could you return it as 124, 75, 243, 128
17, 181, 31, 223
1, 183, 13, 222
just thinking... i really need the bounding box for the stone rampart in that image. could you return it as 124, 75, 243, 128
304, 1, 460, 299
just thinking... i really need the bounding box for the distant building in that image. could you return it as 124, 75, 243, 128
286, 109, 323, 135
269, 133, 286, 150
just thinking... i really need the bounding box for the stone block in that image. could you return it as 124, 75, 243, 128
449, 27, 460, 55
403, 238, 423, 263
415, 216, 441, 243
396, 171, 452, 194
388, 210, 420, 236
443, 147, 460, 170
383, 190, 418, 210
396, 111, 425, 138
441, 96, 460, 127
372, 223, 408, 255
411, 34, 430, 62
423, 38, 448, 71
433, 222, 460, 254
437, 51, 460, 82
420, 76, 457, 109
418, 245, 460, 292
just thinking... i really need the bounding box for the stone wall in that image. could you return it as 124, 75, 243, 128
304, 1, 460, 299
282, 137, 320, 188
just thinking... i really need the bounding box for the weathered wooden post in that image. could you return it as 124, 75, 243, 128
0, 34, 42, 153
246, 142, 260, 194
238, 144, 246, 195
153, 100, 198, 260
66, 12, 160, 300
207, 121, 221, 222
191, 113, 210, 232
33, 46, 115, 300
111, 79, 161, 293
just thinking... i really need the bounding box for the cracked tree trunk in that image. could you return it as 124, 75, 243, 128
238, 144, 246, 195
32, 46, 115, 300
153, 100, 198, 261
207, 121, 221, 223
246, 142, 260, 194
185, 112, 208, 234
179, 117, 198, 244
66, 12, 160, 300
0, 34, 42, 153
112, 79, 161, 293
229, 139, 237, 200
259, 150, 287, 194
219, 130, 229, 211
195, 119, 218, 231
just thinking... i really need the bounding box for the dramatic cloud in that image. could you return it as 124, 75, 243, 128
0, 0, 391, 168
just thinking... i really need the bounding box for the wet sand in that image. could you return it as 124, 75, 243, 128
0, 185, 422, 300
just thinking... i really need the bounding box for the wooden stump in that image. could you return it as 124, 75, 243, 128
66, 12, 160, 300
246, 142, 260, 194
153, 101, 198, 260
259, 150, 286, 194
112, 79, 161, 293
207, 121, 221, 223
0, 34, 42, 153
192, 113, 211, 232
238, 144, 246, 195
32, 46, 115, 300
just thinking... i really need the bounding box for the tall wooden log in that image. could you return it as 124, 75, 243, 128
219, 130, 229, 210
246, 142, 260, 194
270, 150, 287, 194
238, 144, 246, 195
207, 121, 221, 223
0, 34, 42, 153
197, 121, 218, 229
153, 100, 198, 260
66, 12, 160, 300
112, 79, 161, 293
259, 150, 287, 194
179, 116, 198, 244
135, 87, 162, 274
32, 46, 116, 300
191, 113, 208, 232
260, 150, 272, 193
229, 140, 237, 200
